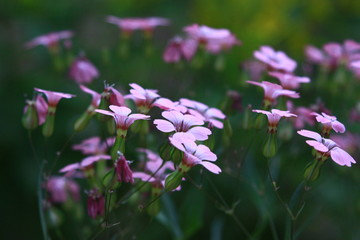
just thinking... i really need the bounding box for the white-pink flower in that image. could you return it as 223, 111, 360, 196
133, 148, 175, 188
69, 55, 99, 84
152, 97, 187, 113
311, 112, 345, 134
298, 130, 356, 167
268, 71, 310, 90
106, 16, 169, 34
125, 83, 160, 112
163, 36, 198, 63
95, 105, 150, 130
179, 98, 226, 129
184, 24, 231, 43
154, 110, 212, 140
254, 46, 297, 73
46, 176, 80, 203
247, 81, 299, 106
35, 88, 75, 107
25, 30, 73, 49
169, 133, 221, 174
79, 85, 101, 108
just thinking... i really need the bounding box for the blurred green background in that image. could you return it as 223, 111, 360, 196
1, 0, 360, 239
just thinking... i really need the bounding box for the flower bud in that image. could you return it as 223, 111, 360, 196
304, 160, 324, 182
42, 106, 56, 137
263, 133, 277, 158
22, 100, 38, 130
159, 142, 174, 162
74, 111, 92, 132
165, 170, 183, 192
115, 155, 134, 183
87, 189, 105, 219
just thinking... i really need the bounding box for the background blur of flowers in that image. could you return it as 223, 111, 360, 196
1, 0, 360, 239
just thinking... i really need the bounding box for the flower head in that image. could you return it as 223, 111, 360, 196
163, 36, 198, 63
106, 16, 169, 35
115, 155, 134, 183
311, 112, 345, 135
286, 101, 315, 129
247, 81, 299, 107
79, 85, 101, 108
254, 46, 297, 73
152, 97, 187, 113
184, 24, 231, 43
95, 105, 150, 130
46, 176, 80, 203
69, 55, 99, 84
169, 133, 221, 174
125, 83, 160, 113
72, 136, 113, 155
268, 71, 310, 90
179, 98, 226, 129
298, 130, 356, 167
25, 30, 73, 49
35, 88, 75, 107
154, 110, 212, 140
253, 109, 297, 133
86, 189, 105, 219
133, 148, 175, 188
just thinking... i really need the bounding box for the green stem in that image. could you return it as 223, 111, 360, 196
38, 163, 49, 239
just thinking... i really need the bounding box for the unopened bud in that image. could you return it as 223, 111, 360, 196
22, 101, 38, 130
165, 170, 183, 192
42, 106, 56, 137
263, 133, 277, 158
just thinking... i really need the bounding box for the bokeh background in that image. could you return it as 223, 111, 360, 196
1, 0, 360, 239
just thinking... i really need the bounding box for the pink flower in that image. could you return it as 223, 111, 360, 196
79, 85, 101, 108
246, 81, 299, 107
95, 105, 150, 130
286, 101, 315, 129
297, 130, 356, 167
169, 133, 221, 174
179, 98, 226, 129
133, 149, 175, 188
205, 34, 241, 54
311, 112, 346, 134
59, 155, 111, 173
163, 36, 198, 63
87, 189, 105, 219
125, 83, 160, 113
72, 136, 113, 155
253, 109, 297, 133
25, 30, 73, 49
34, 88, 75, 107
331, 132, 360, 154
23, 95, 48, 126
106, 16, 169, 35
184, 24, 231, 43
46, 176, 80, 203
69, 55, 99, 84
115, 155, 134, 183
268, 71, 310, 89
152, 97, 187, 113
305, 45, 326, 64
241, 60, 267, 81
154, 110, 212, 140
350, 60, 360, 69
254, 46, 297, 73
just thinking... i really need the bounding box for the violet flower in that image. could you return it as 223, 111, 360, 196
298, 130, 356, 167
246, 81, 299, 108
311, 112, 345, 136
179, 98, 226, 129
25, 30, 73, 50
69, 55, 99, 84
254, 46, 297, 73
268, 71, 310, 90
154, 110, 212, 140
